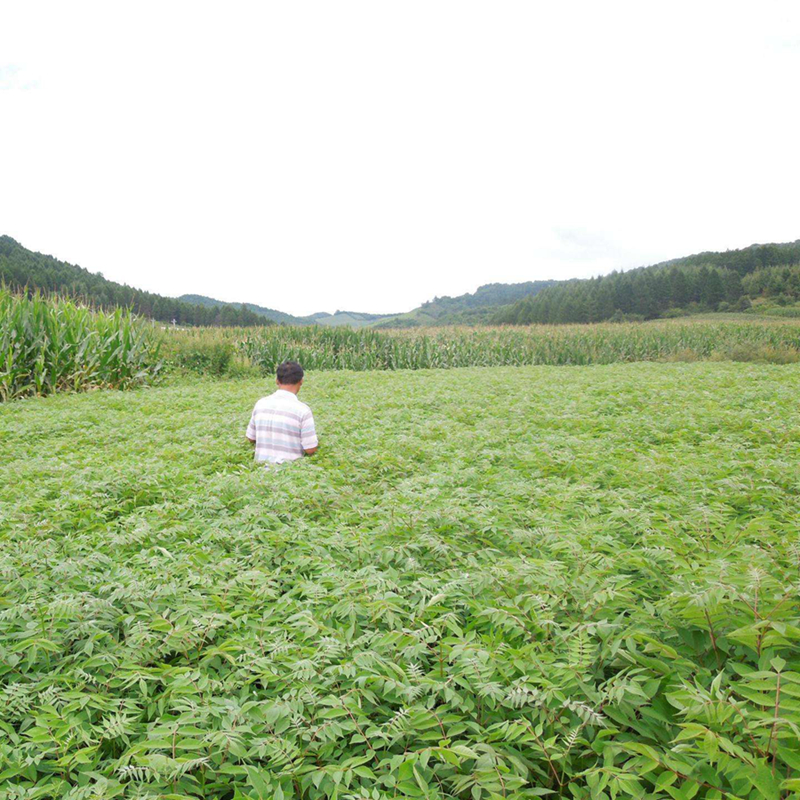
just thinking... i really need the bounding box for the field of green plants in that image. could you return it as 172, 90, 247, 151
165, 318, 800, 376
2, 363, 800, 799
0, 289, 160, 401
5, 284, 800, 404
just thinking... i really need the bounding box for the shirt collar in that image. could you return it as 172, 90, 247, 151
275, 389, 298, 400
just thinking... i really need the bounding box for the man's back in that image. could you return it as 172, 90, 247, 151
246, 389, 318, 464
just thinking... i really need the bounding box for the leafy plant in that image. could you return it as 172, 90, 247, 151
2, 362, 800, 797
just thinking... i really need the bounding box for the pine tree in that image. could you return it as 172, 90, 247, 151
668, 268, 690, 308
722, 270, 744, 304
703, 269, 725, 308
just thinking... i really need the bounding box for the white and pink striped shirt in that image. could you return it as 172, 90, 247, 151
246, 389, 318, 464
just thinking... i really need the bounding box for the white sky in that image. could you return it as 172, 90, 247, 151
1, 2, 799, 316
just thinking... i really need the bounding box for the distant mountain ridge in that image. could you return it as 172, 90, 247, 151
178, 294, 316, 326
7, 233, 556, 329
7, 232, 797, 330
178, 294, 395, 328
180, 280, 560, 329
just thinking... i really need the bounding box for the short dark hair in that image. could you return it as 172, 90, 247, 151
276, 360, 304, 385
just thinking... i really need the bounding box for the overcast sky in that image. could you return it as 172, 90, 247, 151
2, 2, 799, 315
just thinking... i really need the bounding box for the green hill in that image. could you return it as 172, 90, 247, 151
0, 237, 271, 327
10, 231, 797, 332
178, 294, 312, 325
494, 240, 800, 325
312, 310, 394, 328
375, 280, 558, 328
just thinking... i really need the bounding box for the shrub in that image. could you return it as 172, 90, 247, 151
172, 342, 235, 376
661, 307, 691, 318
714, 343, 800, 363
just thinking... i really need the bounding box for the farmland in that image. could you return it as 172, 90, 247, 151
166, 317, 800, 376
5, 279, 800, 403
2, 363, 800, 798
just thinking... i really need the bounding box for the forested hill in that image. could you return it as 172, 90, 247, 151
179, 294, 311, 325
7, 232, 799, 330
180, 283, 560, 329
494, 240, 800, 325
0, 236, 272, 327
376, 280, 558, 327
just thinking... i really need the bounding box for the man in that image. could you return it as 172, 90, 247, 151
246, 361, 319, 464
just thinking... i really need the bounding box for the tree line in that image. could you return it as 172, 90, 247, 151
0, 236, 272, 327
741, 264, 800, 301
494, 241, 800, 325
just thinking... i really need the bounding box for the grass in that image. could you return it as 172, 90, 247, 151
2, 363, 800, 798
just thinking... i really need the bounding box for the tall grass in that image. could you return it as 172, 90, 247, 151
0, 288, 161, 401
187, 319, 800, 372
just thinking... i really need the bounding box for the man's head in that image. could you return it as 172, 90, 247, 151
276, 360, 304, 393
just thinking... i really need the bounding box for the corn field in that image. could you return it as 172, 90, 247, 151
7, 294, 800, 402
0, 288, 161, 401
226, 320, 800, 372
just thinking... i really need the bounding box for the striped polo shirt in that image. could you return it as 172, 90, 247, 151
246, 389, 318, 464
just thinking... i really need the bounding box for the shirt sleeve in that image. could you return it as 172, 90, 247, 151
246, 410, 256, 441
300, 410, 318, 450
